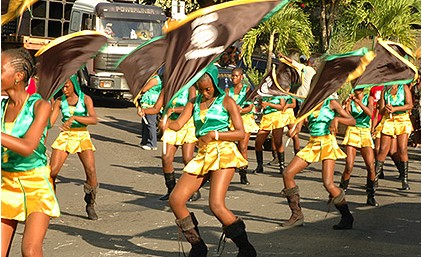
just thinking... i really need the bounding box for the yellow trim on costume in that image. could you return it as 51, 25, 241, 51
35, 30, 108, 57
164, 0, 279, 33
377, 38, 419, 82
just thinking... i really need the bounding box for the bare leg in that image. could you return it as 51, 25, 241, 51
77, 150, 97, 187
162, 143, 178, 173
49, 149, 69, 187
21, 212, 50, 257
361, 147, 376, 181
283, 156, 309, 189
181, 142, 195, 165
1, 219, 18, 257
340, 146, 356, 188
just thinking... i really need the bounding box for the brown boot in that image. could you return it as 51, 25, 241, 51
175, 213, 208, 257
281, 186, 304, 228
84, 183, 98, 220
332, 190, 354, 230
223, 217, 256, 257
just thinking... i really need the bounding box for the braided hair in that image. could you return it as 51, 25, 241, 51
3, 48, 35, 85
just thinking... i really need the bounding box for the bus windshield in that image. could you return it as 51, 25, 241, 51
98, 18, 163, 42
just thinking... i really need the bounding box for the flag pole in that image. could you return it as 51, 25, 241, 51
162, 114, 168, 155
285, 123, 297, 147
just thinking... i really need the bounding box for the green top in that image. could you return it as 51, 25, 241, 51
168, 85, 191, 120
308, 98, 335, 137
228, 84, 253, 114
1, 94, 48, 171
262, 96, 282, 115
385, 84, 406, 115
193, 93, 229, 137
351, 94, 371, 128
139, 75, 162, 108
61, 74, 87, 128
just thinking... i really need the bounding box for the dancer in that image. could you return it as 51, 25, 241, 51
49, 75, 99, 220
339, 88, 378, 206
226, 67, 259, 185
166, 64, 256, 257
253, 94, 290, 174
1, 48, 60, 256
140, 86, 201, 201
281, 96, 356, 229
374, 84, 413, 190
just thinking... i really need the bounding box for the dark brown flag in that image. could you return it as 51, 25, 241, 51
117, 36, 167, 105
162, 0, 289, 110
353, 38, 418, 89
35, 31, 107, 100
295, 48, 375, 124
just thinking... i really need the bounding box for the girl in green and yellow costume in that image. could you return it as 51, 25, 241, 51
226, 67, 259, 185
374, 84, 413, 190
339, 88, 378, 206
281, 96, 356, 230
253, 94, 288, 174
49, 74, 99, 220
166, 64, 256, 257
1, 48, 60, 256
140, 86, 201, 201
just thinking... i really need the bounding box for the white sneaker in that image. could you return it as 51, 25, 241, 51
141, 145, 157, 150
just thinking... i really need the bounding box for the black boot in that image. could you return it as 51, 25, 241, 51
374, 160, 384, 188
84, 183, 99, 220
253, 151, 263, 173
267, 150, 278, 165
189, 190, 201, 201
366, 180, 379, 206
339, 178, 350, 191
332, 191, 354, 230
175, 213, 208, 257
223, 217, 257, 257
399, 161, 410, 190
281, 186, 304, 228
160, 172, 176, 201
239, 168, 250, 185
277, 152, 285, 175
393, 157, 402, 179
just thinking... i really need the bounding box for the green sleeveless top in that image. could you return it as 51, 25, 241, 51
385, 84, 406, 115
193, 93, 229, 137
139, 75, 162, 108
61, 92, 87, 128
262, 96, 282, 115
228, 84, 253, 114
351, 94, 371, 128
1, 94, 48, 171
308, 98, 335, 136
169, 86, 191, 120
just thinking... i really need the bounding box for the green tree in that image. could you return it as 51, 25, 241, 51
241, 3, 314, 73
330, 0, 421, 53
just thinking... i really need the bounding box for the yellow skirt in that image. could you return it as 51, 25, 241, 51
381, 113, 413, 137
1, 166, 60, 221
242, 113, 259, 133
282, 108, 296, 126
374, 121, 383, 139
183, 140, 248, 176
162, 118, 197, 146
342, 126, 374, 149
51, 127, 96, 154
297, 134, 346, 163
260, 111, 285, 131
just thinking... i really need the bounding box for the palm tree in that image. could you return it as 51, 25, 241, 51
330, 0, 421, 53
241, 4, 314, 73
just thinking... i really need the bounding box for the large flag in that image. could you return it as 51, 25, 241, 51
117, 36, 167, 105
295, 48, 375, 124
248, 60, 301, 99
1, 0, 38, 25
35, 30, 107, 100
162, 0, 289, 111
353, 38, 418, 89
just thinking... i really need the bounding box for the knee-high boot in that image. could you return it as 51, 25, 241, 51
84, 183, 99, 220
277, 152, 285, 174
339, 177, 350, 191
267, 150, 278, 165
399, 161, 410, 190
374, 160, 384, 188
332, 190, 354, 230
239, 168, 250, 185
160, 172, 176, 201
281, 186, 304, 228
366, 179, 379, 206
253, 151, 263, 173
223, 217, 257, 257
175, 213, 208, 257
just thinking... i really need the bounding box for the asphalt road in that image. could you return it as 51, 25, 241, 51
9, 97, 421, 257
